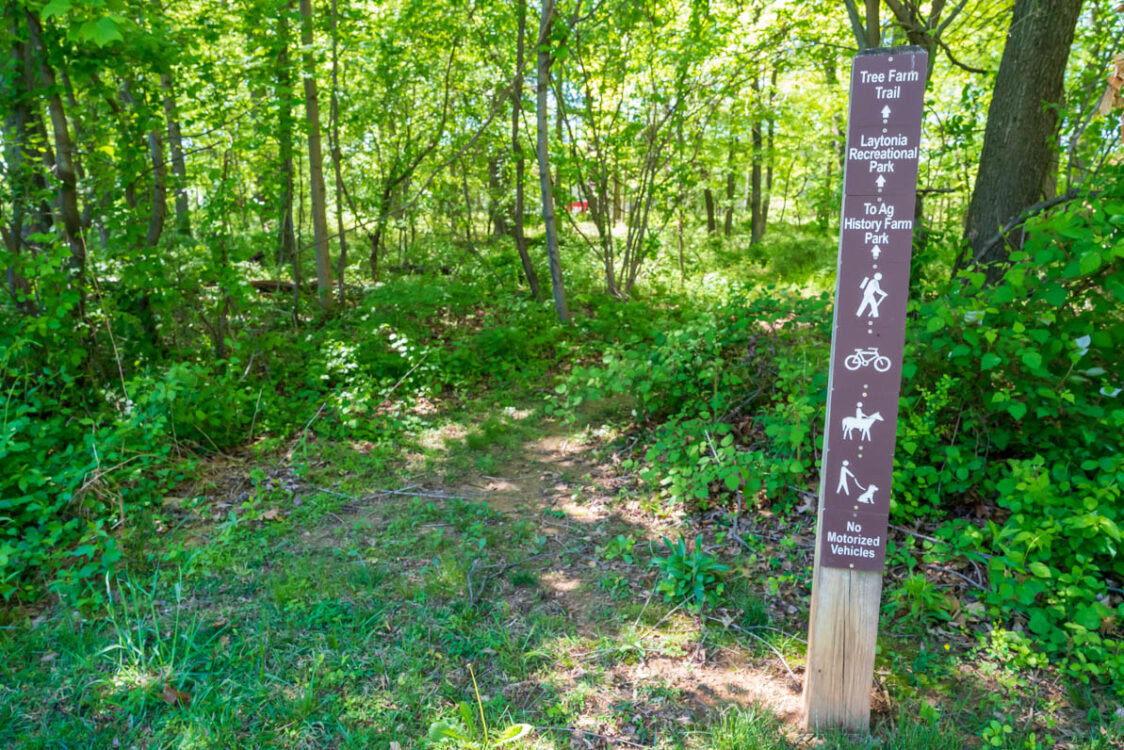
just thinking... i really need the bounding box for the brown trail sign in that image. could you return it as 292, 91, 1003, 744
803, 46, 928, 732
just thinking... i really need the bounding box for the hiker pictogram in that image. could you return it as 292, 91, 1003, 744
856, 272, 888, 318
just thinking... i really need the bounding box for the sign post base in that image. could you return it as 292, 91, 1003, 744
802, 566, 883, 731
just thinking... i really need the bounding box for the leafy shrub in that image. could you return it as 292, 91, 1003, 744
563, 170, 1124, 688
0, 363, 220, 602
890, 172, 1124, 686
559, 288, 830, 510
651, 535, 730, 610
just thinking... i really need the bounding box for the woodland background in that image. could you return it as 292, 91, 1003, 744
2, 0, 1124, 747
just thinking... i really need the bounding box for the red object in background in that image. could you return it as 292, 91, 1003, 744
566, 200, 588, 214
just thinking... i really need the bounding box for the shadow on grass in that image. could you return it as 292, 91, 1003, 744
3, 400, 1123, 749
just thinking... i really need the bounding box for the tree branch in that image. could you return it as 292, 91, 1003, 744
970, 189, 1081, 266
842, 0, 868, 50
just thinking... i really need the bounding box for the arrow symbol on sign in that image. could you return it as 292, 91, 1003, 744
871, 245, 882, 260
876, 175, 886, 191
881, 105, 891, 122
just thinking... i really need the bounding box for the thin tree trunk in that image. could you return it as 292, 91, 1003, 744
276, 0, 299, 318
299, 0, 333, 308
26, 10, 83, 317
329, 0, 347, 305
489, 152, 507, 237
864, 0, 880, 48
160, 73, 190, 236
511, 0, 541, 299
214, 151, 234, 360
677, 210, 685, 284
723, 136, 735, 236
460, 159, 476, 244
761, 68, 777, 234
118, 81, 168, 248
750, 74, 764, 244
2, 10, 35, 310
537, 0, 568, 323
703, 187, 716, 234
613, 174, 621, 223
145, 130, 167, 247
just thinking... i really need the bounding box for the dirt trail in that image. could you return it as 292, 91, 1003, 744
183, 411, 814, 743
440, 422, 810, 740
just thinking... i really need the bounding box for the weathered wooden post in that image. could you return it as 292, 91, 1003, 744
803, 46, 928, 732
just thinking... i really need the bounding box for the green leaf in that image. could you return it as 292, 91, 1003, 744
78, 17, 123, 47
1074, 603, 1104, 631
496, 724, 534, 745
1020, 350, 1043, 370
41, 0, 72, 20
723, 471, 740, 492
1027, 608, 1053, 635
1006, 402, 1027, 420
991, 285, 1015, 304
981, 353, 1002, 370
1028, 561, 1051, 578
428, 721, 469, 742
1079, 251, 1102, 275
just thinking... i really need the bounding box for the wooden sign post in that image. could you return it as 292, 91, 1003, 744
803, 47, 928, 732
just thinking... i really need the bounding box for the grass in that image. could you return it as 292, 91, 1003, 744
2, 405, 1118, 750
6, 452, 1124, 750
3, 281, 1124, 747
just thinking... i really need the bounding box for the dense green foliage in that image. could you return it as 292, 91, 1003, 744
3, 0, 1124, 744
560, 167, 1124, 688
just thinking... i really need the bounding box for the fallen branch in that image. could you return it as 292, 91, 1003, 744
888, 524, 995, 562
924, 562, 988, 592
959, 189, 1083, 271
308, 483, 485, 503
540, 726, 651, 748
467, 550, 574, 606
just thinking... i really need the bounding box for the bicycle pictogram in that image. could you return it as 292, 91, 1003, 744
844, 347, 891, 372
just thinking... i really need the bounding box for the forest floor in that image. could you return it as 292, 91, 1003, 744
2, 385, 1122, 748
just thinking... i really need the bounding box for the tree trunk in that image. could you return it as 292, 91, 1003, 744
2, 10, 36, 310
144, 130, 167, 247
864, 0, 880, 48
511, 0, 541, 299
460, 159, 476, 244
118, 81, 168, 249
612, 174, 621, 223
160, 73, 190, 236
723, 137, 735, 236
26, 10, 83, 315
329, 0, 347, 305
214, 151, 234, 360
750, 75, 764, 244
761, 68, 777, 234
489, 152, 507, 238
703, 187, 716, 234
276, 0, 299, 317
299, 0, 334, 308
962, 0, 1083, 276
537, 0, 568, 323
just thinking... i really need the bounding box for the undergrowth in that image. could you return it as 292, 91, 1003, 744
559, 169, 1124, 689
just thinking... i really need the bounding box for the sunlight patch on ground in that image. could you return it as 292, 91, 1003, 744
415, 422, 466, 451
541, 571, 584, 595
